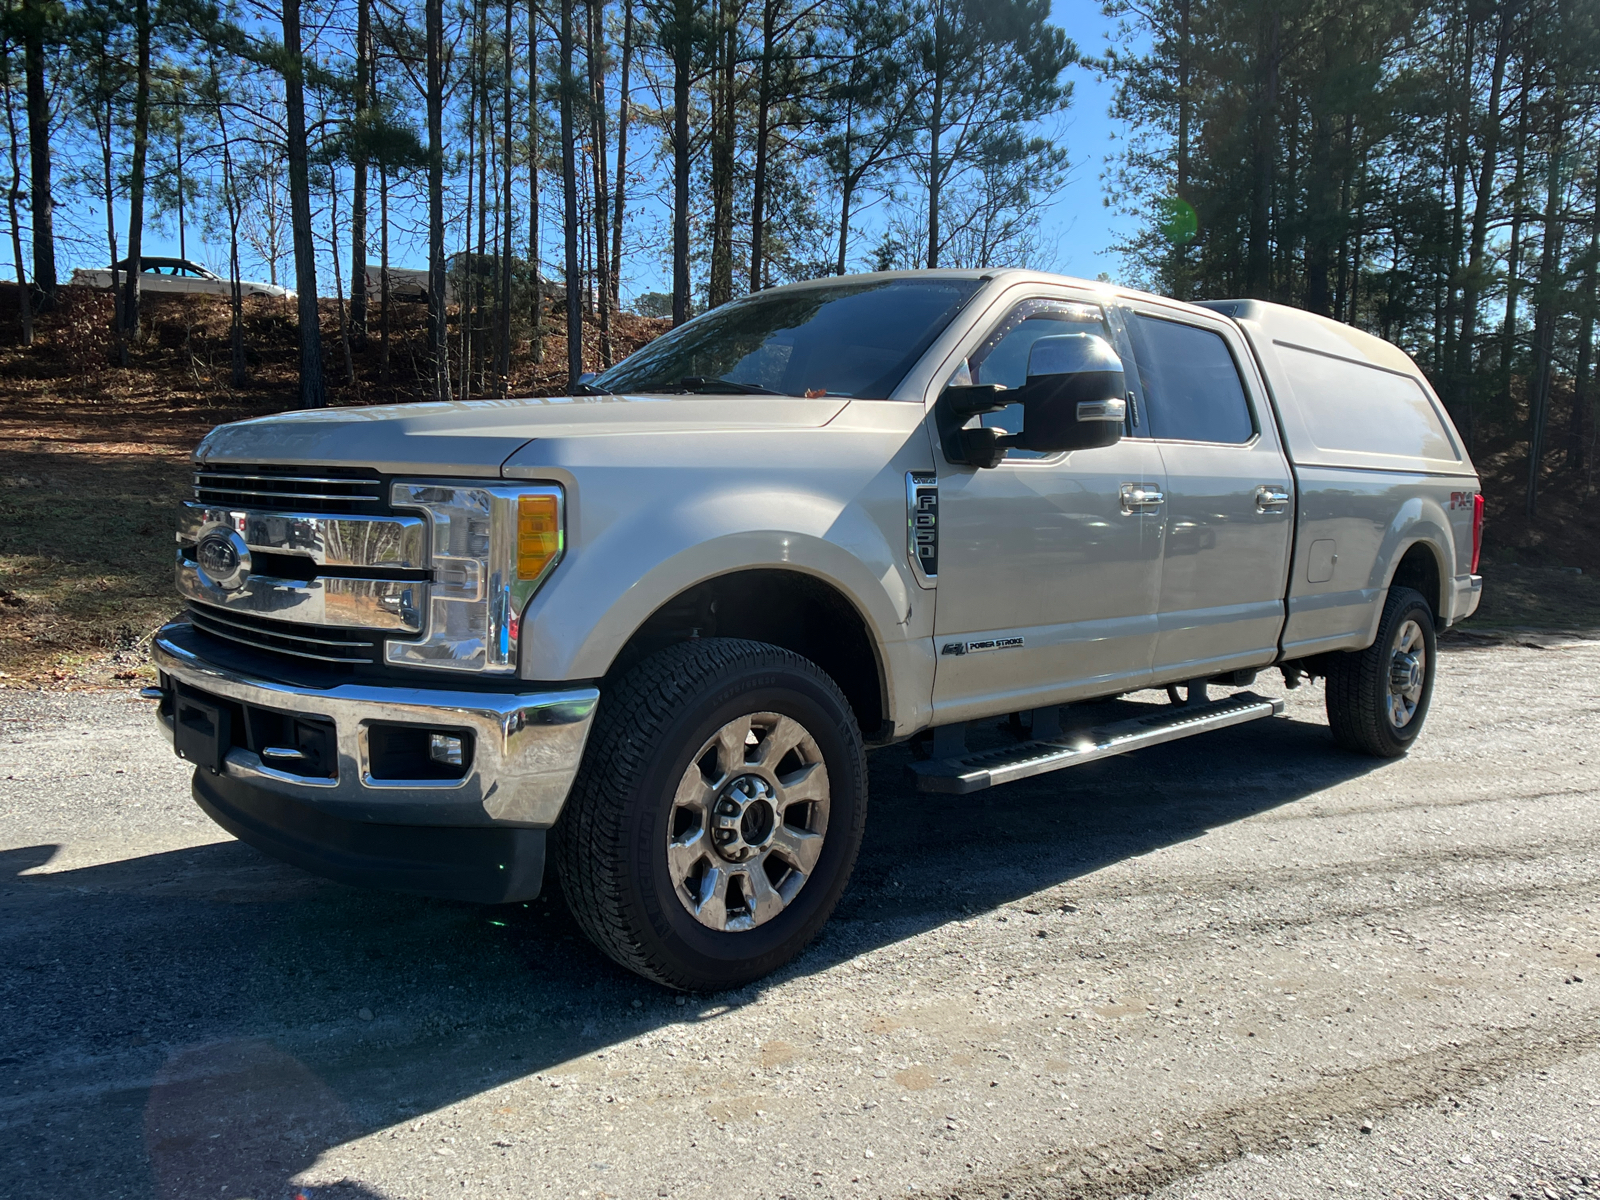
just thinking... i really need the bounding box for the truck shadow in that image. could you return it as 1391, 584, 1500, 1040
2, 702, 1384, 1199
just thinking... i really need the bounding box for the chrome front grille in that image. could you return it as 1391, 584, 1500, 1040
193, 464, 384, 514
187, 604, 383, 666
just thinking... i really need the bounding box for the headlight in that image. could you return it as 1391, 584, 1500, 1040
387, 481, 565, 673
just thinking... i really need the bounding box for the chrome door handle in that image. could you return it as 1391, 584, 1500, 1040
1255, 485, 1290, 512
1120, 483, 1165, 513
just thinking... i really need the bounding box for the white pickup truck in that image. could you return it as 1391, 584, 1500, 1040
149, 269, 1484, 989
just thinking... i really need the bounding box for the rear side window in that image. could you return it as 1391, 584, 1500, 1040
1125, 314, 1255, 444
1276, 344, 1460, 462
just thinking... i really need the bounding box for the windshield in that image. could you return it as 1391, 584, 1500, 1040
594, 276, 984, 399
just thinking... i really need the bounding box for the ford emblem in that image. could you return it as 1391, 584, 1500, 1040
196, 528, 253, 592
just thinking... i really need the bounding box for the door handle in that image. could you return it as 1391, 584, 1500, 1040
1120, 483, 1165, 514
1255, 485, 1291, 512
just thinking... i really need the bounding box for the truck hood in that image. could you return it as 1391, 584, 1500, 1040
195, 393, 852, 476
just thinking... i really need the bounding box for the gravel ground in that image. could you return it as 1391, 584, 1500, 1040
1, 638, 1597, 1200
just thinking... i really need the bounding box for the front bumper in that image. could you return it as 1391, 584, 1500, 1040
151, 622, 599, 901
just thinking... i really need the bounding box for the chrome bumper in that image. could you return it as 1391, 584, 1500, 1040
152, 623, 598, 828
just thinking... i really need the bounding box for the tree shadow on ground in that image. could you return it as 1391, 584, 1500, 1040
0, 698, 1384, 1199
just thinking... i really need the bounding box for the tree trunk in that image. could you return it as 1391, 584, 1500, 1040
1305, 105, 1333, 315
379, 165, 391, 384
611, 0, 632, 307
351, 0, 371, 343
1169, 0, 1192, 296
474, 0, 490, 395
498, 0, 515, 391
528, 0, 544, 364
670, 0, 690, 325
121, 0, 151, 340
175, 134, 185, 259
1501, 73, 1530, 390
1525, 99, 1566, 519
589, 0, 612, 362
2, 41, 32, 346
708, 1, 734, 306
1567, 175, 1598, 476
925, 7, 944, 269
461, 0, 482, 399
1440, 8, 1472, 382
283, 0, 326, 408
427, 0, 451, 400
1451, 2, 1512, 446
836, 168, 854, 276
215, 78, 245, 386
562, 0, 584, 383
329, 166, 355, 386
98, 96, 123, 360
21, 0, 54, 308
1247, 7, 1281, 298
748, 0, 777, 291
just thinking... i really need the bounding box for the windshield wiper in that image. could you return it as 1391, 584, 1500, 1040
678, 376, 781, 395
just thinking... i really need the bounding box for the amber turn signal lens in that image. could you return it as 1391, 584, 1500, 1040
517, 494, 561, 580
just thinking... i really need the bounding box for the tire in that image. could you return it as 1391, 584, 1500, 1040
1324, 586, 1437, 758
553, 638, 868, 990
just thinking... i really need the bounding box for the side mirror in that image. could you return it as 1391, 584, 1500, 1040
1012, 334, 1127, 453
936, 334, 1129, 468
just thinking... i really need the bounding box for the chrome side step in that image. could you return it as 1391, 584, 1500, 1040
908, 692, 1286, 795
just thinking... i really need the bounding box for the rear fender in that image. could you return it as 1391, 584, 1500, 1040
1363, 494, 1456, 644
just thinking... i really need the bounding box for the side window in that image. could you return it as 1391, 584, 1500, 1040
1125, 313, 1255, 444
947, 299, 1119, 458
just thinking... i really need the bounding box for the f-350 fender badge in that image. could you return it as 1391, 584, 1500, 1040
906, 472, 938, 585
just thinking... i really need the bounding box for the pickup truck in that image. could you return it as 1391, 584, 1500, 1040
149, 269, 1485, 990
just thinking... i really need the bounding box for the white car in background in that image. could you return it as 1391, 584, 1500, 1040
70, 257, 293, 300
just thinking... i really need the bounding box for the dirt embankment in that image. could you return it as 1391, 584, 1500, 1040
0, 286, 666, 684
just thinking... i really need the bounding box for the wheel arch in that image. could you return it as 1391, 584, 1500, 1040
1386, 539, 1446, 619
604, 567, 890, 740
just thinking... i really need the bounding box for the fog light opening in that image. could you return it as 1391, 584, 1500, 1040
429, 733, 465, 768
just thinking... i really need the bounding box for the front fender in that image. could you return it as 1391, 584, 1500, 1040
516, 482, 924, 721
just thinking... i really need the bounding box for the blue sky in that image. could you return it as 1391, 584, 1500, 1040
76, 0, 1145, 297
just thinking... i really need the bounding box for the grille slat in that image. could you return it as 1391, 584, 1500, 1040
188, 604, 384, 666
194, 463, 383, 515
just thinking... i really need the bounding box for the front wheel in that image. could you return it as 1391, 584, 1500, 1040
1324, 585, 1437, 757
553, 638, 867, 990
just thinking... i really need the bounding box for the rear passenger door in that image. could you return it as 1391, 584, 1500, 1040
1119, 304, 1294, 681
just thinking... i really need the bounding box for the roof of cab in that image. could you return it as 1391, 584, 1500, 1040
738, 270, 1419, 376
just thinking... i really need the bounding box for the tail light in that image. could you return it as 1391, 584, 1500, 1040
1470, 493, 1485, 574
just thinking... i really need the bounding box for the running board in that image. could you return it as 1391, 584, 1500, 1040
908, 692, 1286, 795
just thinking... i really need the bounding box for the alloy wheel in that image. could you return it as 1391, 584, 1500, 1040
666, 712, 830, 932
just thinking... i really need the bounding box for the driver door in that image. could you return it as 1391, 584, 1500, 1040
930, 290, 1167, 724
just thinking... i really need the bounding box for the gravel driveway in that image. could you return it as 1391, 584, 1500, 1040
2, 639, 1597, 1200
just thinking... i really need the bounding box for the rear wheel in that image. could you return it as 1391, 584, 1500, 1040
553, 638, 867, 990
1324, 586, 1437, 757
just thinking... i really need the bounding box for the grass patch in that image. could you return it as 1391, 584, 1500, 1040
0, 449, 191, 680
